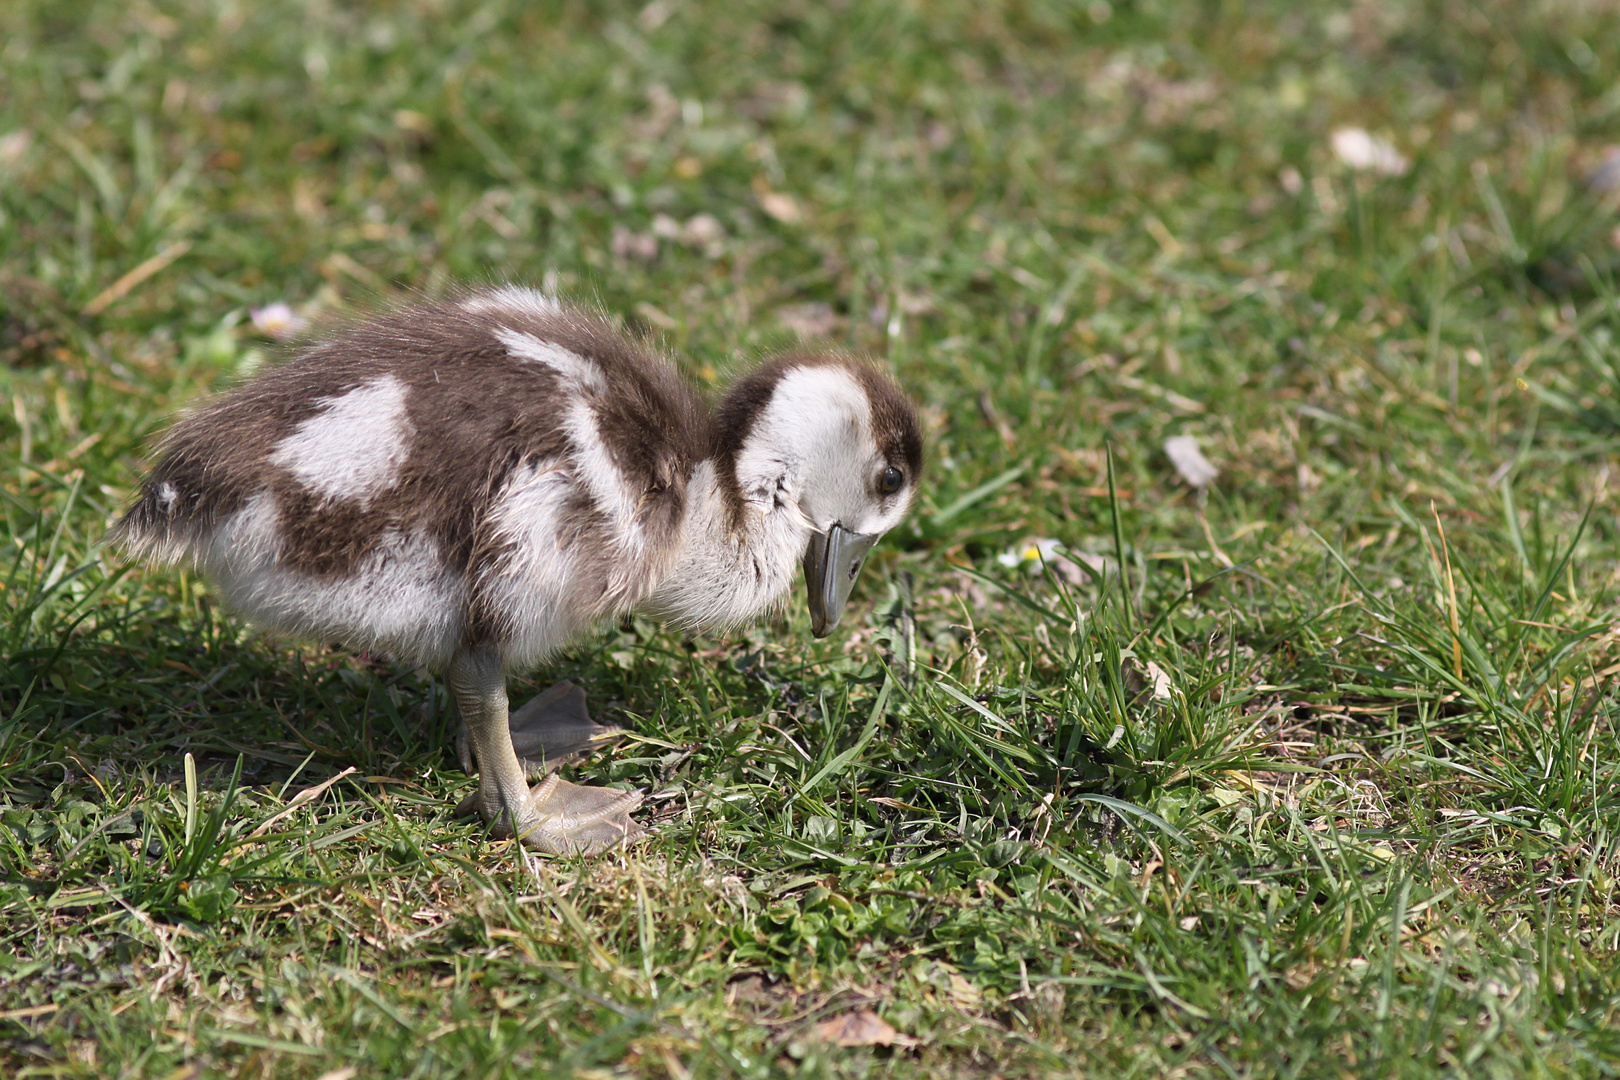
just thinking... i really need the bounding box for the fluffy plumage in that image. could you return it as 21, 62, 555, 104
112, 296, 708, 667
111, 287, 922, 853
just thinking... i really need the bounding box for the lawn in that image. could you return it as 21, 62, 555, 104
4, 0, 1620, 1076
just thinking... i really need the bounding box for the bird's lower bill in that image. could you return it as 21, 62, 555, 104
803, 524, 881, 637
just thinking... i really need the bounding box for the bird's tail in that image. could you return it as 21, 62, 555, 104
105, 477, 210, 566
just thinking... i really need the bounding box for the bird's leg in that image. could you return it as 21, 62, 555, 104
448, 647, 645, 855
449, 647, 534, 836
455, 679, 625, 781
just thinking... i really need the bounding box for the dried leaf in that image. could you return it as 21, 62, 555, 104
681, 213, 724, 245
776, 302, 840, 338
0, 130, 32, 169
1590, 146, 1620, 194
760, 191, 804, 224
611, 226, 659, 262
1329, 127, 1408, 176
813, 1009, 914, 1048
947, 973, 981, 1008
1145, 660, 1173, 701
1164, 435, 1218, 488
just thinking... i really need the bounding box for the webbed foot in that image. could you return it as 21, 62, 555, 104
456, 772, 646, 855
456, 680, 625, 779
448, 664, 645, 854
508, 774, 646, 855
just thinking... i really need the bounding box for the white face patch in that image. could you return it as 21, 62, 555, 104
640, 459, 805, 632
735, 365, 913, 538
270, 374, 411, 504
459, 286, 563, 320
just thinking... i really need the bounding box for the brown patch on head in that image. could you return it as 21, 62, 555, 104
710, 351, 922, 528
844, 361, 924, 486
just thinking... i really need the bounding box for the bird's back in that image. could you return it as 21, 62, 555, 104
111, 291, 708, 668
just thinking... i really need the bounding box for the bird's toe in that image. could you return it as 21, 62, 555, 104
515, 773, 647, 856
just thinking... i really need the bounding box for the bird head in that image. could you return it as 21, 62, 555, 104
715, 355, 922, 637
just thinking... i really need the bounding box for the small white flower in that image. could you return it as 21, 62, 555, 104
1330, 127, 1409, 176
996, 537, 1107, 585
1164, 435, 1218, 488
997, 537, 1064, 570
249, 301, 307, 340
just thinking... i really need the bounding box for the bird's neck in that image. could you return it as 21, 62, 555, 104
639, 459, 809, 631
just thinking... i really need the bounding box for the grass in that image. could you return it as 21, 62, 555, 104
3, 0, 1620, 1075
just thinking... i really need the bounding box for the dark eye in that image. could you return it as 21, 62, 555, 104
878, 465, 904, 495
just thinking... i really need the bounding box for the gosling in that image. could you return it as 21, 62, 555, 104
110, 287, 922, 855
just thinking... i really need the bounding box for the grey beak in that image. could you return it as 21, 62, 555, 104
803, 524, 881, 638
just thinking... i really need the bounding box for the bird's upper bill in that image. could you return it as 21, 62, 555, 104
802, 524, 881, 637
